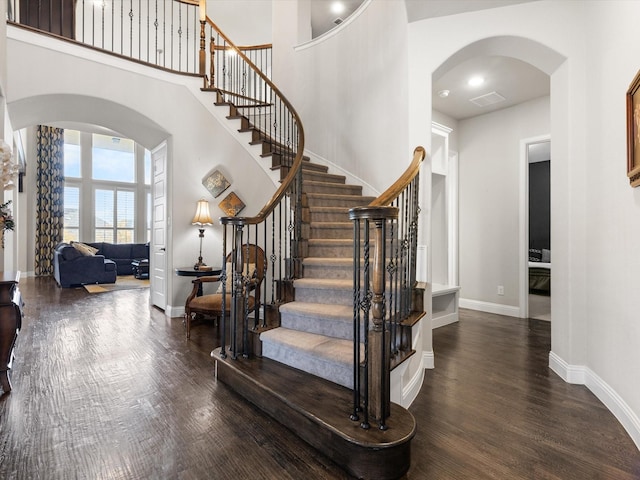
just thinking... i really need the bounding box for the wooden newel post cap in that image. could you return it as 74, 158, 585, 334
348, 206, 398, 221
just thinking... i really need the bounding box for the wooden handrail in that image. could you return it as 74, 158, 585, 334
369, 146, 426, 206
214, 43, 273, 52
206, 17, 305, 226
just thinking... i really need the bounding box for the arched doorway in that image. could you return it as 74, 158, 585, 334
421, 34, 566, 358
8, 93, 170, 308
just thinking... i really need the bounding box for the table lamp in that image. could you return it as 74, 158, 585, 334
192, 199, 214, 270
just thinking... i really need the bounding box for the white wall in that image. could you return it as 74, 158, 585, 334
208, 0, 272, 45
581, 0, 640, 446
458, 96, 549, 309
273, 0, 412, 194
409, 0, 640, 449
6, 27, 275, 313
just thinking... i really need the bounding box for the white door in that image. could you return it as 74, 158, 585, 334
151, 142, 168, 310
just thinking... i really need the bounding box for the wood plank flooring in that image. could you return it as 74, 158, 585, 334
0, 277, 638, 479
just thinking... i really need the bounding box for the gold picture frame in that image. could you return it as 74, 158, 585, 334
626, 69, 640, 187
218, 191, 246, 216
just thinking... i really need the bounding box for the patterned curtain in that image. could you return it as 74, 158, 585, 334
35, 126, 64, 276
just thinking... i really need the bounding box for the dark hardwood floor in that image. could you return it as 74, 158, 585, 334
1, 277, 638, 479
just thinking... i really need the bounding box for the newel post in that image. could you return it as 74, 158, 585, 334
349, 206, 398, 429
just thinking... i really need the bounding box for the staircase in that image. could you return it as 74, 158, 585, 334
260, 166, 376, 388
211, 94, 418, 480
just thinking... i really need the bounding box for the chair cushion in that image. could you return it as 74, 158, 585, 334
189, 293, 255, 313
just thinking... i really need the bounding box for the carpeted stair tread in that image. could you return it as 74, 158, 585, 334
305, 192, 374, 207
293, 278, 353, 305
303, 258, 354, 279
260, 327, 356, 388
302, 171, 347, 184
308, 238, 352, 246
279, 302, 354, 339
303, 257, 352, 267
280, 301, 353, 319
294, 278, 352, 290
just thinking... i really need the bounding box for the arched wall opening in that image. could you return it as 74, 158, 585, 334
413, 32, 568, 372
8, 93, 171, 296
432, 37, 559, 323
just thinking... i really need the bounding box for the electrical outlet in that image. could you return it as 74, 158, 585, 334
497, 285, 504, 295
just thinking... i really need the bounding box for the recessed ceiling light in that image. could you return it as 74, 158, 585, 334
331, 1, 345, 15
468, 76, 484, 87
438, 89, 450, 98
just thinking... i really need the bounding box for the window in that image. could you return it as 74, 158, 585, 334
94, 189, 135, 242
62, 129, 150, 244
92, 134, 135, 183
63, 186, 80, 242
64, 130, 81, 178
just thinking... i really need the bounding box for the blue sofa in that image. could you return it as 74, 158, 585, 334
86, 242, 149, 276
53, 242, 149, 288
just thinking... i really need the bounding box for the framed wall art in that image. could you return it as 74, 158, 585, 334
202, 169, 231, 198
218, 191, 245, 216
626, 69, 640, 187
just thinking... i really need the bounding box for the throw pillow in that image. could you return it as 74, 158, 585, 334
71, 241, 99, 256
62, 246, 83, 261
529, 248, 542, 262
541, 249, 551, 263
216, 262, 256, 293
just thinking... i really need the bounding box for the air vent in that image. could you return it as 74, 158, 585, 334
334, 17, 343, 25
469, 91, 506, 107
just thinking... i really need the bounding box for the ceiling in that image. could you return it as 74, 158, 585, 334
310, 0, 366, 38
406, 0, 547, 120
432, 55, 549, 120
311, 0, 547, 121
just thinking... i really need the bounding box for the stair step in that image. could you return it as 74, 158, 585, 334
308, 239, 353, 257
302, 170, 346, 184
260, 327, 354, 388
305, 192, 374, 208
308, 206, 351, 222
300, 162, 328, 173
293, 278, 353, 305
280, 301, 354, 340
303, 180, 362, 196
213, 349, 415, 480
310, 221, 353, 239
303, 257, 354, 279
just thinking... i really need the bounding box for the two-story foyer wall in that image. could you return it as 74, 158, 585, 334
272, 0, 411, 195
6, 26, 275, 315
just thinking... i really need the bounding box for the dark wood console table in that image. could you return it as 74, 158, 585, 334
176, 266, 221, 297
0, 271, 23, 393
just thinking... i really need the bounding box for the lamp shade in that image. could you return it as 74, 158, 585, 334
192, 199, 213, 225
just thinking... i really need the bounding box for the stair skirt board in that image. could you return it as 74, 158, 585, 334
214, 349, 416, 480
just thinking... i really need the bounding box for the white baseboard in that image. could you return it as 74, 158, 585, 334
423, 350, 434, 369
459, 298, 520, 318
549, 351, 640, 451
401, 367, 424, 408
165, 304, 183, 318
432, 313, 458, 329
548, 351, 585, 383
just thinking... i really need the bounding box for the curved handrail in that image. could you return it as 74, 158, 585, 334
206, 17, 305, 225
369, 146, 426, 207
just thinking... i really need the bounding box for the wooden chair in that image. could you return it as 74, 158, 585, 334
184, 244, 266, 339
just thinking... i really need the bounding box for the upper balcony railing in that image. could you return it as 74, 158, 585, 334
7, 0, 271, 84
